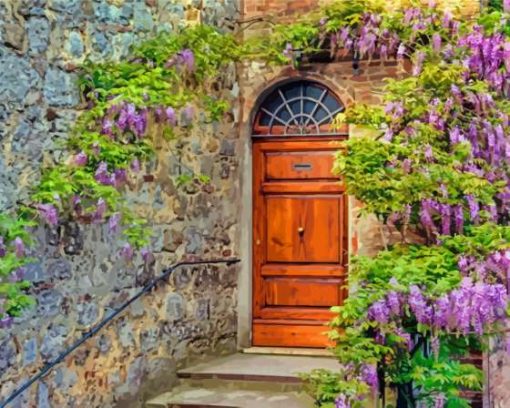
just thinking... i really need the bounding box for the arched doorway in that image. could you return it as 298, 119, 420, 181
251, 80, 349, 348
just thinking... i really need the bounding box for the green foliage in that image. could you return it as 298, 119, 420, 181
301, 369, 370, 408
0, 214, 36, 320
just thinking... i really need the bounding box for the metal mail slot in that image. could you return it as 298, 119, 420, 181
293, 163, 313, 171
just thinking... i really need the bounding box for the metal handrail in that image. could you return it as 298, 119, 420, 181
0, 258, 241, 408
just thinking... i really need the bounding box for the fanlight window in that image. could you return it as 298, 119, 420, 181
253, 80, 344, 136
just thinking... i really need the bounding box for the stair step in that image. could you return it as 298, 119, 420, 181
177, 353, 340, 383
145, 385, 314, 408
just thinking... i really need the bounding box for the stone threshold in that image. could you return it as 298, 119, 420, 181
242, 346, 333, 357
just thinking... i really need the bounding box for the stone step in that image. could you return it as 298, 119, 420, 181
176, 353, 340, 383
145, 383, 314, 408
146, 353, 339, 408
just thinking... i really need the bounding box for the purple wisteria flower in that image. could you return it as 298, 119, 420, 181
360, 364, 378, 389
120, 243, 134, 261
368, 300, 390, 324
180, 49, 195, 71
0, 236, 5, 257
14, 237, 24, 257
108, 213, 121, 234
95, 162, 112, 186
74, 151, 88, 166
93, 198, 107, 223
166, 107, 177, 126
131, 158, 141, 173
465, 195, 479, 223
283, 43, 293, 59
432, 33, 442, 53
37, 203, 59, 225
335, 394, 351, 408
0, 316, 13, 329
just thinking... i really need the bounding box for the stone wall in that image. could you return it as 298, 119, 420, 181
0, 1, 241, 407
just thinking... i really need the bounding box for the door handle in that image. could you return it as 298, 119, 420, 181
298, 227, 305, 235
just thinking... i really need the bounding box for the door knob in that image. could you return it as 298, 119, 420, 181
298, 227, 305, 235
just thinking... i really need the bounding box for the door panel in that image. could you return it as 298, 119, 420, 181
265, 278, 342, 306
266, 196, 340, 263
252, 139, 347, 348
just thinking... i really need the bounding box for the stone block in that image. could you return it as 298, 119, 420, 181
37, 289, 63, 317
133, 3, 154, 32
49, 0, 82, 14
27, 17, 50, 54
43, 68, 80, 107
0, 50, 40, 105
66, 31, 84, 58
0, 338, 16, 370
22, 338, 38, 366
166, 293, 185, 321
40, 324, 68, 361
3, 23, 25, 50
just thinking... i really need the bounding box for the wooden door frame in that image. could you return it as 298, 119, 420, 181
250, 135, 349, 347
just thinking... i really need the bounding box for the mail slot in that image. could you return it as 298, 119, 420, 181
293, 163, 313, 171
265, 151, 337, 180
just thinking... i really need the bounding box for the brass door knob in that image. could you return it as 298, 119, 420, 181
298, 227, 305, 235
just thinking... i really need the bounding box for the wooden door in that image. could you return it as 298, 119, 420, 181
252, 137, 347, 348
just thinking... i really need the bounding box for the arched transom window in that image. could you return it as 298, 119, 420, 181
253, 80, 344, 137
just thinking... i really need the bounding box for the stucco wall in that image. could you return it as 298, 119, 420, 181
0, 1, 241, 407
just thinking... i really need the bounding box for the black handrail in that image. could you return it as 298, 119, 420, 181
0, 258, 241, 408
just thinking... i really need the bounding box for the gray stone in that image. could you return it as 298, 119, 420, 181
133, 3, 154, 32
3, 23, 25, 50
0, 338, 16, 370
27, 17, 50, 54
140, 327, 160, 352
184, 227, 202, 254
77, 301, 99, 327
43, 68, 79, 107
53, 367, 78, 389
67, 31, 84, 58
220, 140, 236, 156
92, 31, 112, 55
24, 262, 45, 283
0, 49, 40, 104
49, 0, 81, 13
48, 258, 72, 280
96, 334, 111, 354
195, 298, 210, 320
166, 293, 185, 321
23, 338, 38, 366
127, 357, 145, 389
118, 321, 135, 348
38, 382, 50, 408
37, 289, 63, 317
40, 324, 68, 361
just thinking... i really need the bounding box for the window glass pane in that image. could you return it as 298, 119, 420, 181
276, 108, 291, 124
303, 99, 315, 115
283, 84, 302, 100
259, 112, 271, 126
324, 94, 342, 112
304, 84, 323, 99
315, 107, 328, 122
